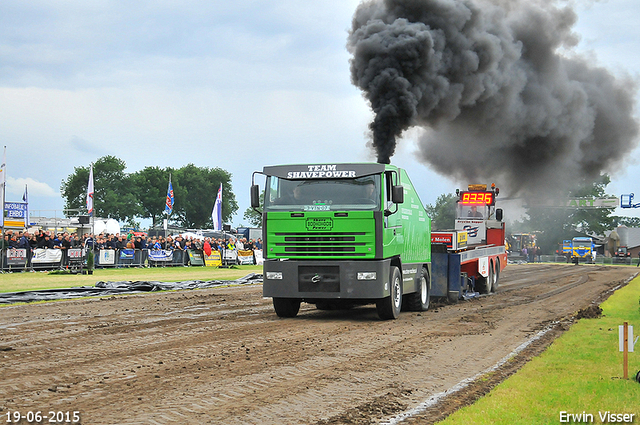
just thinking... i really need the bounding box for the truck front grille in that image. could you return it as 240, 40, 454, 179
271, 232, 369, 258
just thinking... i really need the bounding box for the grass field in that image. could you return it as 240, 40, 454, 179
438, 276, 640, 424
0, 265, 263, 294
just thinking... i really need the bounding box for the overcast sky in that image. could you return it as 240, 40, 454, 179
1, 0, 639, 228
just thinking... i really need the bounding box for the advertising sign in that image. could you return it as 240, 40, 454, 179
187, 250, 204, 266
149, 250, 173, 262
204, 251, 222, 267
6, 248, 27, 266
99, 249, 116, 265
32, 249, 63, 264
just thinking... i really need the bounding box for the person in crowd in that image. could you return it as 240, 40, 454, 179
1, 233, 10, 250
236, 237, 244, 251
29, 233, 38, 250
38, 233, 54, 249
17, 231, 32, 268
84, 233, 94, 250
184, 239, 193, 251
255, 238, 263, 250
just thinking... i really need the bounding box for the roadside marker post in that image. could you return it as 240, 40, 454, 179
619, 323, 637, 379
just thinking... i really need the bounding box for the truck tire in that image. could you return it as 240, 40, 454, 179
273, 298, 301, 318
405, 267, 430, 311
376, 266, 402, 320
491, 261, 499, 292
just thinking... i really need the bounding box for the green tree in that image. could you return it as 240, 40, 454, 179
171, 164, 238, 228
60, 155, 140, 223
243, 190, 264, 227
425, 193, 457, 230
518, 174, 618, 254
131, 166, 173, 228
614, 216, 640, 227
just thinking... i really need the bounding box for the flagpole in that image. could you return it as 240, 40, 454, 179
1, 146, 6, 242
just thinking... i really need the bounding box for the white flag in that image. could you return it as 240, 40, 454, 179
86, 164, 94, 216
212, 183, 222, 231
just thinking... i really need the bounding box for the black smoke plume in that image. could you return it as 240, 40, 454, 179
348, 0, 638, 195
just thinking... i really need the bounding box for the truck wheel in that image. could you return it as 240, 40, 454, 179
405, 267, 430, 311
376, 266, 402, 320
273, 298, 301, 318
491, 261, 499, 292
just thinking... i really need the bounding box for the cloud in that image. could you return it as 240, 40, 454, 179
6, 176, 58, 197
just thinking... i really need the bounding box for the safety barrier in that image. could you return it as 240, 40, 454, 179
1, 248, 261, 272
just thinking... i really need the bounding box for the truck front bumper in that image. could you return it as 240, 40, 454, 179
262, 258, 392, 300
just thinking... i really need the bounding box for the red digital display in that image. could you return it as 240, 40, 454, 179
460, 191, 494, 205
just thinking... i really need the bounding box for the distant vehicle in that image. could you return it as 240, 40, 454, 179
570, 237, 594, 264
613, 246, 631, 263
507, 233, 536, 260
236, 227, 262, 241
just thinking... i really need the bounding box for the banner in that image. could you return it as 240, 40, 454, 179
238, 249, 254, 265
187, 249, 204, 266
204, 251, 222, 267
5, 202, 27, 218
23, 185, 28, 227
6, 248, 27, 266
98, 249, 116, 265
223, 249, 237, 264
86, 164, 94, 216
212, 183, 222, 231
149, 249, 174, 262
32, 248, 63, 264
68, 248, 84, 260
254, 249, 264, 265
119, 249, 135, 259
165, 177, 174, 215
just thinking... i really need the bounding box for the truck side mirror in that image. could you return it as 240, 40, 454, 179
250, 184, 260, 208
496, 208, 503, 221
391, 185, 404, 204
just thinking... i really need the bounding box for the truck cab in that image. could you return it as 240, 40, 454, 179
251, 163, 431, 320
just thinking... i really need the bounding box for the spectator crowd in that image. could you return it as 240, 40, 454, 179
1, 228, 263, 270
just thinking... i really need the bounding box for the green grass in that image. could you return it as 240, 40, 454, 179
438, 277, 640, 424
0, 265, 263, 293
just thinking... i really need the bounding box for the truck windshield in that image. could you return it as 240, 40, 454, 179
264, 175, 381, 212
456, 203, 492, 219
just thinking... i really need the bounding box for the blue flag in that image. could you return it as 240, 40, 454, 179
212, 183, 222, 231
165, 178, 174, 215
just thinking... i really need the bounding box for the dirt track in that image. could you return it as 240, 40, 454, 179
0, 264, 637, 425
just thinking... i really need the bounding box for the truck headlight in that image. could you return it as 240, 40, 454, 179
357, 272, 376, 280
266, 272, 283, 280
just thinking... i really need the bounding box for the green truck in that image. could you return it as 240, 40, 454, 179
250, 163, 507, 320
251, 163, 431, 319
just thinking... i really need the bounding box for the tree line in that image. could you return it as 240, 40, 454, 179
60, 156, 238, 229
